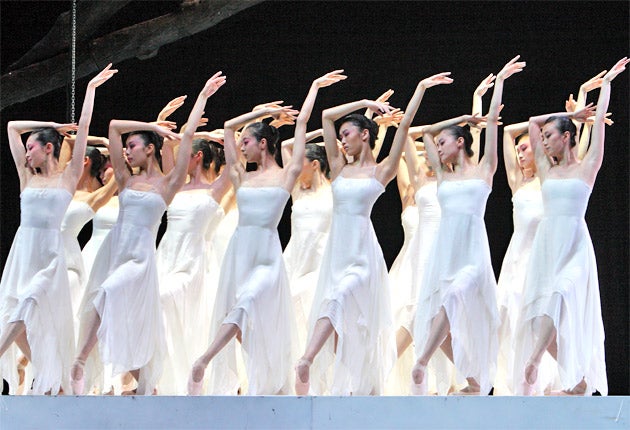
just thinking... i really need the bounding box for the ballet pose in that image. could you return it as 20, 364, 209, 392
0, 65, 116, 394
515, 57, 628, 396
70, 72, 225, 395
411, 56, 525, 395
295, 71, 453, 396
188, 71, 345, 395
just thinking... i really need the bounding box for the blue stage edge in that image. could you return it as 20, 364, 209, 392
0, 395, 628, 429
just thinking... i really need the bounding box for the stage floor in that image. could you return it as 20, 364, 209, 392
0, 395, 628, 429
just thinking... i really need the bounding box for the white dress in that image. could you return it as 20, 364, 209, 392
494, 181, 546, 395
387, 181, 441, 395
61, 200, 95, 319
283, 187, 333, 349
81, 196, 119, 280
77, 188, 167, 395
513, 178, 607, 395
308, 174, 396, 395
156, 189, 222, 395
413, 179, 499, 395
207, 187, 297, 395
0, 188, 75, 394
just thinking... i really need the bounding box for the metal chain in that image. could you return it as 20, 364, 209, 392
70, 0, 77, 123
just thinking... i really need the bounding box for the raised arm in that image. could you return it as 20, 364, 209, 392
503, 121, 529, 193
322, 98, 391, 179
479, 56, 526, 180
471, 73, 496, 163
166, 72, 226, 200
377, 72, 453, 185
581, 57, 629, 184
372, 108, 404, 159
281, 129, 323, 166
66, 64, 118, 187
283, 70, 346, 191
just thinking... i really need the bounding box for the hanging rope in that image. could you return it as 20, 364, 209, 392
70, 0, 77, 123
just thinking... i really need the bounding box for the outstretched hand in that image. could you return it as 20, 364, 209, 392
314, 69, 347, 88
364, 100, 395, 115
157, 95, 187, 121
571, 103, 596, 122
565, 94, 577, 113
56, 123, 79, 137
253, 100, 284, 112
88, 63, 118, 89
603, 57, 629, 82
497, 55, 526, 80
201, 71, 227, 98
420, 72, 453, 88
374, 108, 404, 127
465, 113, 488, 129
474, 73, 495, 96
375, 89, 395, 104
269, 106, 300, 127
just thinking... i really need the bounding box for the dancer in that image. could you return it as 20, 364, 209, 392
188, 70, 346, 395
411, 56, 525, 396
493, 121, 545, 395
156, 136, 231, 395
281, 131, 332, 349
0, 65, 116, 394
70, 71, 226, 395
515, 57, 628, 396
295, 71, 453, 396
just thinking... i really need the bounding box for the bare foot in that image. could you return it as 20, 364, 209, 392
295, 358, 311, 395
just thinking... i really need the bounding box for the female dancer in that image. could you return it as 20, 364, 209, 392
411, 57, 525, 395
70, 72, 226, 395
156, 137, 231, 395
188, 71, 345, 396
295, 71, 453, 396
515, 57, 628, 396
0, 65, 116, 394
281, 132, 333, 349
493, 122, 545, 395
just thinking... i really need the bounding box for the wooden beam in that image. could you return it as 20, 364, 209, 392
1, 0, 264, 110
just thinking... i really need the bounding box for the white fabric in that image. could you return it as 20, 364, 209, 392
81, 196, 119, 280
0, 187, 75, 394
283, 187, 333, 350
156, 189, 222, 395
413, 179, 499, 395
77, 188, 167, 395
207, 187, 297, 395
308, 175, 396, 395
513, 178, 607, 395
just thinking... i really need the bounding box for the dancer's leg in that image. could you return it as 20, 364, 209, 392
0, 321, 26, 357
412, 307, 450, 386
71, 306, 101, 394
189, 323, 240, 387
295, 317, 335, 394
396, 327, 413, 358
525, 315, 556, 386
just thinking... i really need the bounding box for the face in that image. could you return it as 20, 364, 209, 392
239, 130, 262, 163
338, 122, 367, 157
124, 135, 151, 168
515, 135, 534, 170
24, 135, 50, 169
435, 130, 461, 164
541, 121, 569, 158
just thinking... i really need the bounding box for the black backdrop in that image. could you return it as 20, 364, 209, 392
1, 1, 628, 395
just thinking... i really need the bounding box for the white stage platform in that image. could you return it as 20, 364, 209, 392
0, 395, 628, 429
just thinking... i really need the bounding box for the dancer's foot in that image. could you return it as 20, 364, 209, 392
188, 360, 206, 395
295, 358, 312, 396
70, 359, 86, 395
550, 378, 587, 396
411, 362, 427, 395
524, 360, 538, 385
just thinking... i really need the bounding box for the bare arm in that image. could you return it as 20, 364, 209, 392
471, 73, 496, 163
281, 129, 323, 166
84, 173, 118, 212
581, 57, 629, 184
479, 56, 526, 181
404, 135, 422, 190
377, 72, 453, 185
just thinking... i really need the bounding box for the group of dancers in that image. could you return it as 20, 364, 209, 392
0, 55, 627, 396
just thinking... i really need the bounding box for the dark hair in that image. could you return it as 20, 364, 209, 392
86, 146, 106, 184
127, 130, 164, 168
514, 133, 529, 146
442, 125, 474, 158
192, 138, 225, 174
544, 116, 577, 148
29, 128, 63, 159
339, 113, 378, 149
244, 122, 280, 155
305, 143, 329, 177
